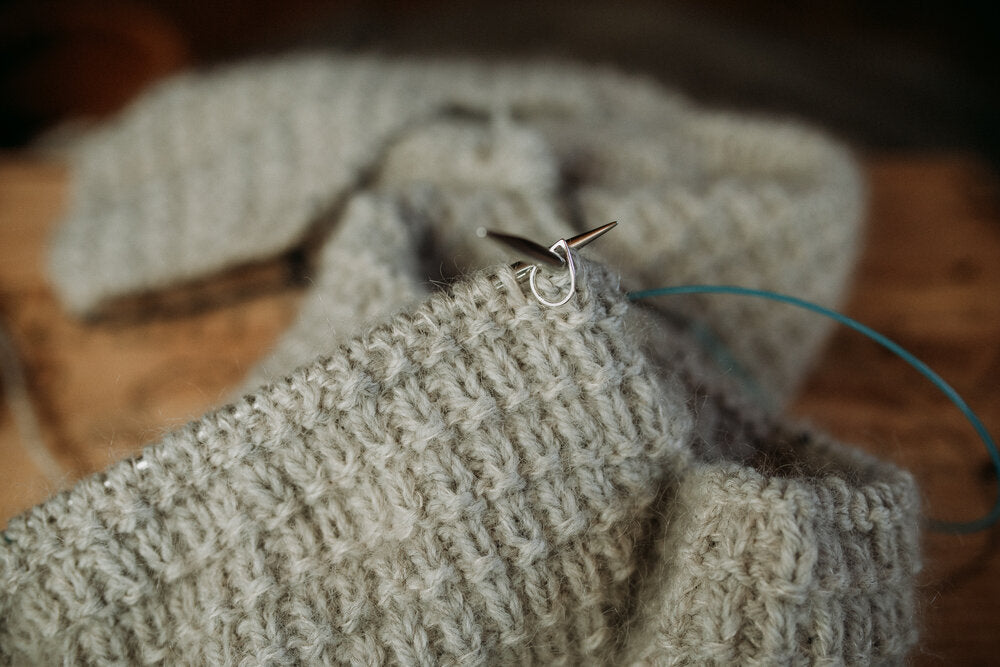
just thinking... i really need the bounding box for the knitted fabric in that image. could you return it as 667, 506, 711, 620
48, 53, 864, 401
19, 52, 919, 663
0, 264, 920, 664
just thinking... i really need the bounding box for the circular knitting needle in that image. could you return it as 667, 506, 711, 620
484, 230, 565, 267
485, 220, 618, 279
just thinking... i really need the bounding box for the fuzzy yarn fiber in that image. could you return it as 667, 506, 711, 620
1, 264, 919, 664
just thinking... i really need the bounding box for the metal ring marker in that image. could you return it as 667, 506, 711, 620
528, 239, 576, 308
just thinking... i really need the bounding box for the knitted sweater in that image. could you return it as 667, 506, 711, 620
1, 54, 920, 664
0, 264, 920, 664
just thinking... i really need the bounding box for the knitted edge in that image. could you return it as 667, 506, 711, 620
626, 427, 921, 665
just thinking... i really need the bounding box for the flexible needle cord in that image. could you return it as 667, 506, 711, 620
628, 284, 1000, 534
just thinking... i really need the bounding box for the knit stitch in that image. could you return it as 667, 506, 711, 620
1, 264, 920, 664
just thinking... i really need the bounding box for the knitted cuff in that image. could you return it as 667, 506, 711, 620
1, 264, 918, 665
625, 431, 920, 665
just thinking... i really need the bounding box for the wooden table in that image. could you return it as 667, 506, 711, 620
1, 155, 998, 662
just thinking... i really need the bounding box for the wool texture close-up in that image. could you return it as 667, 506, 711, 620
0, 264, 920, 664
0, 52, 922, 664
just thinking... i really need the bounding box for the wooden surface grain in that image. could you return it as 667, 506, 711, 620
1, 155, 998, 662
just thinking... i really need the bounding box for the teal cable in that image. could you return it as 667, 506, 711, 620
628, 284, 1000, 534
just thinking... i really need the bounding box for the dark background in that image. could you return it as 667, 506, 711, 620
2, 0, 998, 168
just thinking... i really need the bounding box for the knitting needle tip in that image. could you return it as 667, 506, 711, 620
484, 230, 565, 267
566, 220, 617, 250
484, 221, 619, 281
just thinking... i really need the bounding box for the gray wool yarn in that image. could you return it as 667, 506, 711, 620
16, 52, 920, 664
0, 263, 920, 664
48, 53, 863, 402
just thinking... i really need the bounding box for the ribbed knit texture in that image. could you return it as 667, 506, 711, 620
1, 264, 920, 665
48, 53, 864, 402
21, 53, 920, 663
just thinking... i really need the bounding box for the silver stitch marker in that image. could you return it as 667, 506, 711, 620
484, 221, 617, 307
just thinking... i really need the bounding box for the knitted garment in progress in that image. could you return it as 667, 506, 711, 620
0, 265, 920, 664
5, 53, 920, 663
48, 53, 863, 402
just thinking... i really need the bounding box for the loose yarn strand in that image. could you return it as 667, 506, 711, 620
628, 284, 1000, 534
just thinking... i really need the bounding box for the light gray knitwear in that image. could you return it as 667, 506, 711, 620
1, 264, 920, 664
48, 53, 863, 402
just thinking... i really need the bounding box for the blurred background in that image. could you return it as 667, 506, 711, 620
2, 0, 998, 167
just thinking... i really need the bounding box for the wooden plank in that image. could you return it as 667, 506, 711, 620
1, 155, 998, 661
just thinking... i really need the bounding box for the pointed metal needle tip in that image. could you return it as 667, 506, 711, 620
484, 221, 619, 281
484, 230, 565, 267
566, 220, 618, 250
